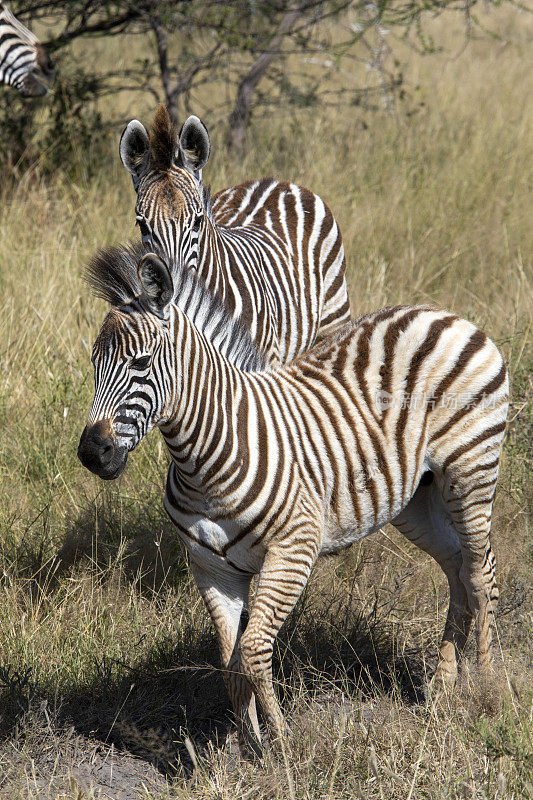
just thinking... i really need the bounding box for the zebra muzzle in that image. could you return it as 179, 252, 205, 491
77, 422, 128, 480
19, 71, 49, 97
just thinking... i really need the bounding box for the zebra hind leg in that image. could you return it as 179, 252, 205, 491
189, 560, 262, 759
439, 454, 502, 679
392, 473, 473, 690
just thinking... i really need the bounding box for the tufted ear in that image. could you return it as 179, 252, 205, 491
138, 254, 173, 315
120, 120, 150, 187
177, 115, 210, 179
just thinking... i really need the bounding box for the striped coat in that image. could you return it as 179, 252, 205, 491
79, 245, 508, 756
0, 4, 53, 96
119, 106, 350, 365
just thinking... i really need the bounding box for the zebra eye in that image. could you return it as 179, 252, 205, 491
131, 354, 151, 370
192, 213, 203, 232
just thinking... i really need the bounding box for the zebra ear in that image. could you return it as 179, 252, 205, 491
177, 115, 210, 178
138, 254, 174, 315
120, 120, 150, 186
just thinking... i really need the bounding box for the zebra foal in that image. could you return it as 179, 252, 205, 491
78, 244, 508, 756
119, 105, 351, 365
0, 4, 54, 95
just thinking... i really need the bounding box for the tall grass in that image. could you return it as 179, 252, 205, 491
0, 6, 531, 798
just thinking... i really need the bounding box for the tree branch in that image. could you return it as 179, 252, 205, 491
228, 1, 307, 153
44, 8, 145, 50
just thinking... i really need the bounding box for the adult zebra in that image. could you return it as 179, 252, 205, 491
79, 243, 508, 757
119, 105, 351, 365
0, 3, 54, 96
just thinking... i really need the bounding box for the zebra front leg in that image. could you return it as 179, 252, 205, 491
189, 560, 262, 758
239, 537, 319, 749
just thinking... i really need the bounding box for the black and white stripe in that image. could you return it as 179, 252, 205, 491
81, 246, 508, 756
120, 106, 351, 366
0, 4, 53, 96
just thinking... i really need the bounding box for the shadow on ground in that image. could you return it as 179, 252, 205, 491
0, 507, 428, 795
0, 601, 426, 784
10, 500, 189, 597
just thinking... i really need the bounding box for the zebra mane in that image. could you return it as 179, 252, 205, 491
86, 242, 144, 307
86, 242, 266, 372
202, 184, 214, 223
0, 5, 38, 44
149, 104, 177, 172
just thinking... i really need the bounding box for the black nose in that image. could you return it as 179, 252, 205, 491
78, 423, 114, 467
78, 422, 127, 479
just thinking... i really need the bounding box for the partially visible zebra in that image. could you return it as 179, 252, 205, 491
119, 105, 351, 365
0, 4, 54, 96
78, 244, 508, 756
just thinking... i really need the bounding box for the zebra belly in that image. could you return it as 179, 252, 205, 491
318, 480, 418, 556
320, 526, 366, 557
320, 516, 384, 556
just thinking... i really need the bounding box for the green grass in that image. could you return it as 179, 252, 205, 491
0, 5, 531, 798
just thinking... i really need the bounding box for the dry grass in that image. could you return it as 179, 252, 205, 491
0, 6, 531, 799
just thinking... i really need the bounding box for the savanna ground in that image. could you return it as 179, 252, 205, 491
0, 7, 531, 799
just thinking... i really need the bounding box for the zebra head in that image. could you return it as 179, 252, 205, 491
0, 4, 54, 96
120, 105, 210, 267
78, 251, 176, 480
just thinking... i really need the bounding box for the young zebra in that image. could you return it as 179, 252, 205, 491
78, 244, 508, 756
119, 105, 350, 365
0, 4, 54, 96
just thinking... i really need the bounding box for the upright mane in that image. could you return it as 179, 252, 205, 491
149, 104, 177, 172
85, 242, 266, 372
85, 241, 145, 307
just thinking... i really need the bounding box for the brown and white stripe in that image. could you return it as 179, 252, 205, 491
80, 246, 509, 757
119, 106, 350, 365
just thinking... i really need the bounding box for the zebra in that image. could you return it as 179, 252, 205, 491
78, 243, 508, 756
0, 3, 54, 96
119, 105, 351, 366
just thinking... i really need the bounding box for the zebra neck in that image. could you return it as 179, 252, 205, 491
194, 221, 282, 365
0, 8, 37, 45
172, 253, 265, 372
159, 311, 245, 488
0, 10, 37, 87
197, 223, 227, 298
